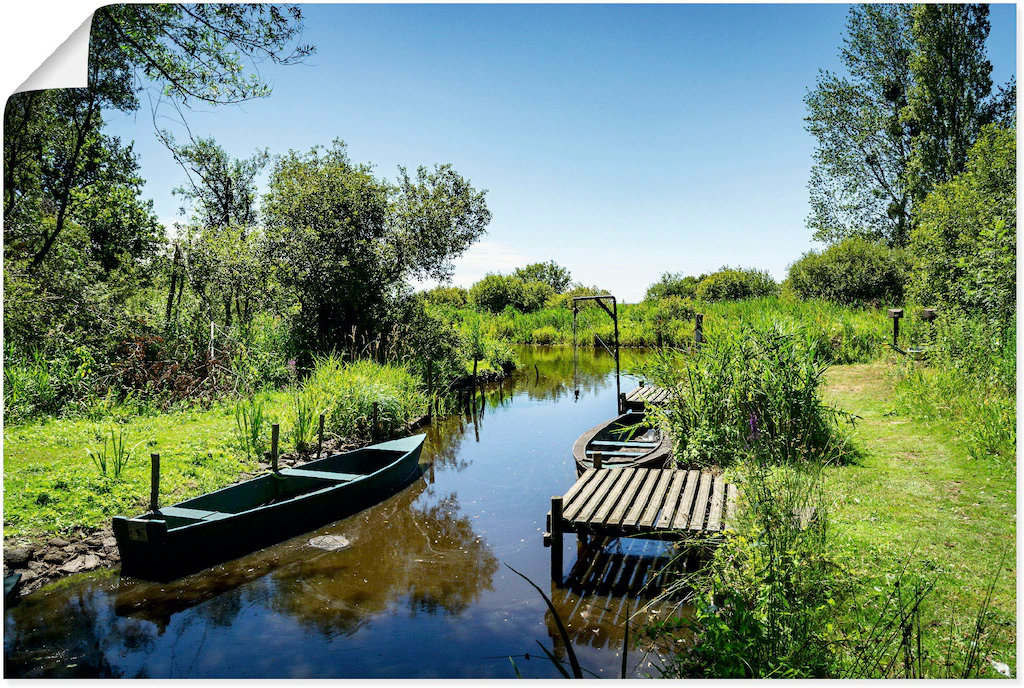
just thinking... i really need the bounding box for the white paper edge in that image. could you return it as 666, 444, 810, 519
16, 14, 93, 94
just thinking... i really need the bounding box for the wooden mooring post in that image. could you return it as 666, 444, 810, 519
550, 495, 564, 585
888, 308, 904, 348
149, 453, 160, 513
317, 412, 325, 458
593, 451, 603, 469
271, 423, 280, 472
695, 313, 704, 351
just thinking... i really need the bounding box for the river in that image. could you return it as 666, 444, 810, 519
5, 346, 683, 678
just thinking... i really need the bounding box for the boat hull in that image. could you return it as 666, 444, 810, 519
572, 411, 672, 475
113, 435, 426, 582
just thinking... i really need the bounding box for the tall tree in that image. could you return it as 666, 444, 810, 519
805, 4, 915, 247
903, 4, 993, 201
805, 3, 1004, 247
3, 4, 311, 269
263, 141, 490, 353
512, 261, 573, 293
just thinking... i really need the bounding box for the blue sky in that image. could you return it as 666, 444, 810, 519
102, 3, 1018, 303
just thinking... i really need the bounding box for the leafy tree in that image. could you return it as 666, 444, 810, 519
645, 271, 703, 301
512, 260, 572, 293
170, 136, 270, 326
805, 3, 1006, 247
805, 4, 915, 246
909, 125, 1015, 321
695, 267, 778, 302
262, 140, 490, 353
468, 273, 525, 313
904, 4, 994, 201
785, 236, 909, 305
521, 280, 556, 312
423, 285, 469, 308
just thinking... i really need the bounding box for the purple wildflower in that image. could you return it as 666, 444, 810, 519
748, 411, 762, 442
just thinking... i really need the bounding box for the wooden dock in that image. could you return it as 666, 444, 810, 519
544, 467, 737, 583
622, 384, 671, 412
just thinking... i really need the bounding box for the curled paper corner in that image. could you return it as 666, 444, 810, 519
16, 14, 93, 94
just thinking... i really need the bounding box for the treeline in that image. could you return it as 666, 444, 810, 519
3, 6, 493, 425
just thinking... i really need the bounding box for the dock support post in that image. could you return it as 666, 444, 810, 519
149, 453, 160, 513
594, 451, 603, 469
551, 495, 564, 585
426, 359, 433, 421
271, 423, 280, 472
317, 412, 325, 458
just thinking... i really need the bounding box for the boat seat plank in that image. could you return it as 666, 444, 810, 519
590, 440, 659, 448
585, 450, 649, 458
281, 468, 361, 482
158, 506, 231, 521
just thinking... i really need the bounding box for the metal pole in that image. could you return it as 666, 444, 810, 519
317, 412, 325, 458
613, 297, 620, 414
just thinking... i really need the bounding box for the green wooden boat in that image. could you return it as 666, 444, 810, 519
113, 434, 426, 582
572, 411, 672, 475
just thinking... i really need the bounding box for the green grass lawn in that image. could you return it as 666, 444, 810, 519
3, 393, 294, 540
822, 363, 1016, 676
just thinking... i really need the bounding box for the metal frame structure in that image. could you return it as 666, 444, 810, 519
572, 294, 621, 412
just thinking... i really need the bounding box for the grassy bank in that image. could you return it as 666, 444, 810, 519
435, 297, 900, 364
822, 363, 1015, 676
3, 359, 429, 540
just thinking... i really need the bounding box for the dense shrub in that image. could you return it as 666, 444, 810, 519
644, 272, 702, 301
469, 273, 525, 313
423, 285, 469, 308
785, 236, 909, 305
521, 280, 555, 312
909, 125, 1016, 322
643, 322, 853, 469
696, 266, 779, 302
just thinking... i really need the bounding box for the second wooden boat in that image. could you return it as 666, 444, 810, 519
572, 410, 672, 474
113, 434, 426, 582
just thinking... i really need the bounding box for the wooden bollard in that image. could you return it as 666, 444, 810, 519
149, 453, 160, 513
271, 423, 280, 472
888, 308, 904, 348
426, 359, 433, 420
594, 451, 603, 469
550, 495, 564, 585
317, 412, 325, 458
372, 402, 379, 439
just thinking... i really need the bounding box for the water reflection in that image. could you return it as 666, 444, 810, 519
6, 345, 670, 678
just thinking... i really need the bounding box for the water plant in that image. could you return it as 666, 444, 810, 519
234, 396, 268, 460
291, 390, 319, 452
86, 427, 144, 479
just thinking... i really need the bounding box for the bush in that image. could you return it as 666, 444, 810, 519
643, 322, 852, 469
469, 273, 525, 313
786, 237, 909, 305
531, 326, 559, 345
696, 267, 779, 302
423, 285, 468, 308
302, 356, 427, 440
521, 280, 555, 312
909, 125, 1015, 322
645, 272, 703, 301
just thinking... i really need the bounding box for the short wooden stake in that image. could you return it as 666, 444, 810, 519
551, 495, 564, 585
372, 402, 379, 439
426, 359, 434, 420
317, 412, 325, 458
695, 313, 704, 351
271, 423, 280, 472
149, 453, 160, 513
594, 451, 603, 469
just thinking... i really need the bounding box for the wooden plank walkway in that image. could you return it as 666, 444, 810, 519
544, 467, 738, 583
622, 384, 672, 411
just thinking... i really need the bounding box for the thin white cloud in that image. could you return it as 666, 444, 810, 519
416, 241, 531, 291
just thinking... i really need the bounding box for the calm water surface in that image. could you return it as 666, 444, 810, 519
5, 347, 679, 678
